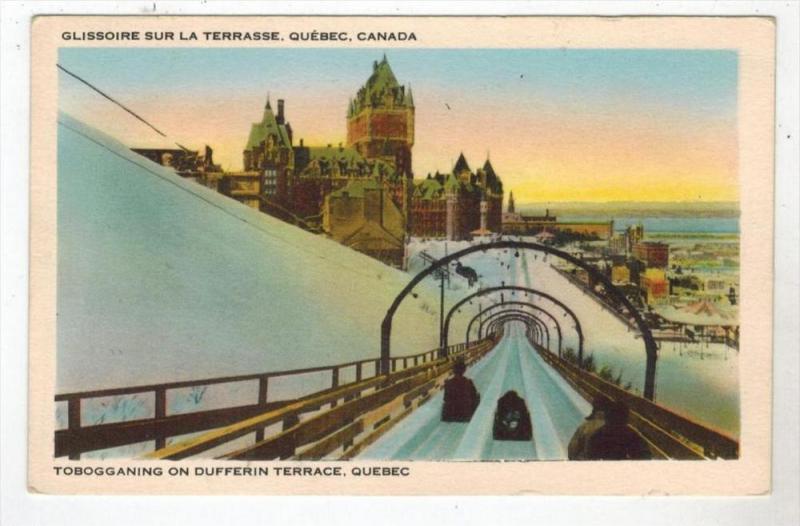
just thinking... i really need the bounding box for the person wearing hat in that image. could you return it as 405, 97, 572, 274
568, 394, 613, 460
586, 399, 652, 460
441, 359, 480, 422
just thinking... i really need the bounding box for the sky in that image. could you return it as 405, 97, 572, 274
58, 48, 739, 203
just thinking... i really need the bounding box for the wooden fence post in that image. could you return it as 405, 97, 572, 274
330, 368, 340, 408
255, 376, 269, 442
154, 388, 167, 450
67, 398, 81, 460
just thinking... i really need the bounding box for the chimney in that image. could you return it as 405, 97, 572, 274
276, 99, 285, 124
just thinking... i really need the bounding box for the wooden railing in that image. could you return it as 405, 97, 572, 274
145, 336, 500, 460
554, 266, 641, 332
54, 341, 479, 459
530, 339, 739, 459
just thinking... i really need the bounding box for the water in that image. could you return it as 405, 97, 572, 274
559, 216, 740, 234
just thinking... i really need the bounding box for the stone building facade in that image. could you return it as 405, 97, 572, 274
242, 97, 295, 208
346, 55, 415, 171
410, 153, 504, 240
224, 56, 506, 263
322, 179, 405, 267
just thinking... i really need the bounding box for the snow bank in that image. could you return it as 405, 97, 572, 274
57, 113, 451, 393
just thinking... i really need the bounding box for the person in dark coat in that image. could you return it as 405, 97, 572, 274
568, 394, 613, 460
441, 359, 480, 422
586, 400, 652, 460
492, 390, 533, 441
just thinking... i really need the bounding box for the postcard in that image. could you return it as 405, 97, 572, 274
28, 15, 775, 495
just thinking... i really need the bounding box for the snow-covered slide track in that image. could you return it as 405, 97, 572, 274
357, 323, 591, 461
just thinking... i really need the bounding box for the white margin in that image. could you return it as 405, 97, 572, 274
1, 1, 798, 525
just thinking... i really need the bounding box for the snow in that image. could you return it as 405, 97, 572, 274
55, 114, 738, 459
358, 250, 592, 461
406, 237, 740, 437
56, 113, 462, 396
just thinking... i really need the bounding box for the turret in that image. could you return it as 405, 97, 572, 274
276, 99, 285, 125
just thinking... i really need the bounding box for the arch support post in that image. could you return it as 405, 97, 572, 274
380, 319, 391, 376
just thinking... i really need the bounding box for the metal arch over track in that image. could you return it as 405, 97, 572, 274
441, 285, 582, 360
485, 315, 541, 344
381, 240, 659, 400
475, 309, 551, 351
474, 302, 559, 353
485, 314, 542, 344
486, 314, 541, 344
485, 312, 549, 346
462, 300, 564, 357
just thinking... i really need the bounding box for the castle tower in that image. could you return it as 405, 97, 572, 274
508, 191, 515, 214
346, 55, 415, 170
243, 94, 295, 205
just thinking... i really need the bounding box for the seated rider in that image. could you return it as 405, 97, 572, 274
492, 390, 533, 441
568, 395, 613, 460
586, 400, 652, 460
441, 359, 480, 422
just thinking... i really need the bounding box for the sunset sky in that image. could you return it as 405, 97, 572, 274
59, 48, 738, 203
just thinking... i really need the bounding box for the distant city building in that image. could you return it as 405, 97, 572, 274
608, 224, 644, 256
633, 241, 670, 268
607, 235, 627, 256
611, 265, 631, 284
640, 268, 669, 305
502, 204, 613, 240
626, 224, 644, 253
502, 191, 523, 223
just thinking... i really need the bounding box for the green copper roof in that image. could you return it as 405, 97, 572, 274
444, 173, 462, 192
308, 145, 365, 164
404, 86, 414, 106
413, 177, 444, 200
245, 98, 291, 151
349, 56, 414, 117
366, 57, 399, 95
329, 178, 381, 199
